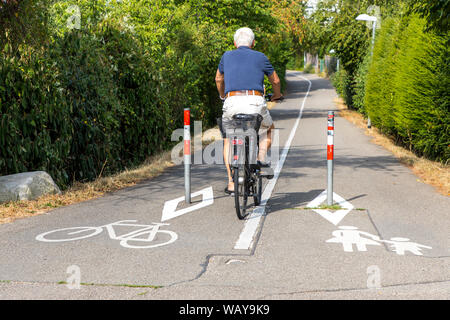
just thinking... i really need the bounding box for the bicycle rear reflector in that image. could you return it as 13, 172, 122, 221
232, 138, 243, 145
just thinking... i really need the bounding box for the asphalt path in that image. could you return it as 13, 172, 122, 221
0, 71, 448, 299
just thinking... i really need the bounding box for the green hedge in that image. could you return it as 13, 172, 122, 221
364, 15, 449, 163
352, 49, 371, 116
0, 27, 174, 187
0, 45, 72, 185
0, 0, 293, 188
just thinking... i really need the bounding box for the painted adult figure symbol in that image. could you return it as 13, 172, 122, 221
326, 226, 381, 252
382, 237, 432, 256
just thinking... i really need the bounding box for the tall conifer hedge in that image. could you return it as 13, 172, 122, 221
364, 15, 449, 163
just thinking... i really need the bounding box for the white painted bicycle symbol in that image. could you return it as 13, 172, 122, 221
35, 220, 178, 249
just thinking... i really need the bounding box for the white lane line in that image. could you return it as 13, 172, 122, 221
234, 73, 312, 250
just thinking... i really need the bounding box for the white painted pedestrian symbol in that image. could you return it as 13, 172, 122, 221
306, 190, 354, 225
381, 237, 432, 256
326, 226, 381, 252
161, 186, 214, 221
326, 226, 432, 256
36, 220, 178, 249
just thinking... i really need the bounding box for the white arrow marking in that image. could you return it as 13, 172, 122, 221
306, 190, 354, 225
161, 186, 214, 222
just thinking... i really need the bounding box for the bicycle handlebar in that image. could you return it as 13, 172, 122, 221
265, 93, 284, 102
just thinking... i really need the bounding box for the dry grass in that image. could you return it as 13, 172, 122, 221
0, 150, 175, 225
335, 97, 450, 196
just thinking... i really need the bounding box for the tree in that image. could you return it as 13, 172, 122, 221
300, 0, 336, 57
408, 0, 450, 33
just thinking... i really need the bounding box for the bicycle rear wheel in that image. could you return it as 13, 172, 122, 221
36, 226, 102, 242
234, 167, 248, 219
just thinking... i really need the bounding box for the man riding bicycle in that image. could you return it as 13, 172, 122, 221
215, 27, 283, 194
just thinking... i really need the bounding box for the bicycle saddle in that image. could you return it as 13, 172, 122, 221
232, 113, 263, 122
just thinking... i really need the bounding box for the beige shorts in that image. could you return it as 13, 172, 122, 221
222, 95, 273, 130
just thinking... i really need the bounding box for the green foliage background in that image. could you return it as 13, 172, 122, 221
322, 0, 449, 163
0, 0, 294, 188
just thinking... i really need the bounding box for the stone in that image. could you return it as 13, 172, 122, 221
0, 171, 61, 203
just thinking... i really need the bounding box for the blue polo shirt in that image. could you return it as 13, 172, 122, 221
218, 46, 274, 95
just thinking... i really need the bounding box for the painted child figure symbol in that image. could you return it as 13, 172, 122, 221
326, 226, 381, 252
326, 226, 433, 256
381, 237, 432, 256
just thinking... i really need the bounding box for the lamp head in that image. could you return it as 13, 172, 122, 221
356, 14, 377, 22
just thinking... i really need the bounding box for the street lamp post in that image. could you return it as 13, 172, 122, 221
356, 14, 377, 129
329, 49, 339, 72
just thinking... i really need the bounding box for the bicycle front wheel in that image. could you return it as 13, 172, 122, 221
119, 230, 178, 249
234, 166, 248, 220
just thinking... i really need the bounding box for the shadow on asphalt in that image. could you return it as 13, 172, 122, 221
282, 147, 404, 174
286, 74, 335, 92
266, 189, 323, 214
271, 108, 332, 121
265, 190, 367, 216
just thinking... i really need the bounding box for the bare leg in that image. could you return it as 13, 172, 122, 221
258, 124, 274, 162
223, 138, 234, 191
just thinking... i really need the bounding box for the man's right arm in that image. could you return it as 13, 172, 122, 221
268, 71, 282, 101
215, 69, 225, 100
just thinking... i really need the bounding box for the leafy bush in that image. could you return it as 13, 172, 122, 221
303, 63, 315, 74
286, 52, 304, 71
330, 69, 351, 105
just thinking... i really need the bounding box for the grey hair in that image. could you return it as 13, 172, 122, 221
234, 27, 255, 47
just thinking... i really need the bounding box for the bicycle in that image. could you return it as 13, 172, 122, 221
230, 113, 265, 219
218, 112, 267, 219
35, 220, 178, 249
218, 94, 282, 220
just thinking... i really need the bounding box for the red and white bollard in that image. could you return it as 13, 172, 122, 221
327, 111, 334, 205
184, 108, 191, 204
